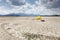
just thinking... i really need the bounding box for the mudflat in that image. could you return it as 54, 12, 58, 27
0, 16, 60, 40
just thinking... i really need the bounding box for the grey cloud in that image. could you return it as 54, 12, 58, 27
7, 0, 25, 6
41, 0, 60, 8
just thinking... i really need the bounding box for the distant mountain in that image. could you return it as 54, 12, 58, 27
0, 13, 60, 16
5, 13, 20, 16
4, 13, 38, 16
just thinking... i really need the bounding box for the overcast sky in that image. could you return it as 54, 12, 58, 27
0, 0, 60, 15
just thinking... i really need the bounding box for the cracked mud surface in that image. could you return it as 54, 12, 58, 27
0, 17, 60, 40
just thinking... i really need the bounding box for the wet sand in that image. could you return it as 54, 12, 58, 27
0, 16, 60, 40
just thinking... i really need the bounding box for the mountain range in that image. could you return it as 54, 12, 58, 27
0, 13, 59, 16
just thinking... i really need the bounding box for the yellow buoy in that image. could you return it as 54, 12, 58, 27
36, 16, 42, 20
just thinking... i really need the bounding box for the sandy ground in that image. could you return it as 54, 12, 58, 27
0, 16, 60, 40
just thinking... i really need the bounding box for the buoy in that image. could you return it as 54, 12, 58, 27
36, 16, 42, 20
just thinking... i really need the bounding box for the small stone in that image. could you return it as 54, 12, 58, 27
41, 20, 45, 22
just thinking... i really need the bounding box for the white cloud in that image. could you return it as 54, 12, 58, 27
10, 0, 56, 15
0, 6, 11, 15
0, 0, 60, 15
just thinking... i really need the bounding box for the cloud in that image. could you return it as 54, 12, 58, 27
41, 0, 60, 8
0, 6, 11, 15
10, 0, 56, 15
6, 0, 25, 6
0, 0, 60, 15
